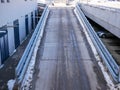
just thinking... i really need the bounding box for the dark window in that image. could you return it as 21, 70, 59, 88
31, 12, 34, 30
13, 19, 20, 49
35, 10, 38, 26
7, 0, 10, 3
25, 15, 29, 36
1, 0, 4, 3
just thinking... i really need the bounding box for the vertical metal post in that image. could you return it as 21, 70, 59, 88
118, 66, 120, 82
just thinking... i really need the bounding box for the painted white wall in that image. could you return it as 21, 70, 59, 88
7, 23, 15, 55
0, 0, 37, 27
37, 0, 46, 3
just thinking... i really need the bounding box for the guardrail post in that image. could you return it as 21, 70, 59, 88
118, 66, 120, 82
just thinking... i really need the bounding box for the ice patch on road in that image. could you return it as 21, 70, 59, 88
7, 79, 15, 90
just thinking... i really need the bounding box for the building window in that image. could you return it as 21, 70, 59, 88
7, 0, 10, 2
1, 0, 4, 3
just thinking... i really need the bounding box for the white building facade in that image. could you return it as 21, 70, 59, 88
0, 0, 37, 65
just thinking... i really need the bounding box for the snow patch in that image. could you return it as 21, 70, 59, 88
7, 79, 15, 90
0, 64, 4, 69
21, 37, 41, 90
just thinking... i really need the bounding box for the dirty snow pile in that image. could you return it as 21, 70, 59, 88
7, 79, 15, 90
21, 56, 36, 90
21, 33, 42, 90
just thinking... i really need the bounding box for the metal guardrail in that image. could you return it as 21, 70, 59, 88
15, 6, 49, 84
75, 3, 120, 82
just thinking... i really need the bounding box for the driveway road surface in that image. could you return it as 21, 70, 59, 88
31, 7, 108, 90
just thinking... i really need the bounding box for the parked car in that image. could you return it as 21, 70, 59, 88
97, 31, 114, 38
97, 31, 106, 38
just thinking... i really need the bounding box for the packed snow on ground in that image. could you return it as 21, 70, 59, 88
7, 79, 15, 90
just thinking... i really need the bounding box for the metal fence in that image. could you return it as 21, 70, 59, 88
75, 3, 120, 83
15, 6, 49, 84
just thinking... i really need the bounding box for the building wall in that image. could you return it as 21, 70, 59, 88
0, 0, 37, 64
0, 0, 37, 27
7, 23, 15, 55
19, 16, 26, 44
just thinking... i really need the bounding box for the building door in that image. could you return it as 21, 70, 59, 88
35, 10, 38, 26
25, 15, 29, 36
13, 19, 20, 49
31, 12, 34, 30
0, 26, 9, 64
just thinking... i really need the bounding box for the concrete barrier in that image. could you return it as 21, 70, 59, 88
80, 3, 120, 38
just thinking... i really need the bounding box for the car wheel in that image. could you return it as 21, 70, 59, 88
101, 34, 106, 38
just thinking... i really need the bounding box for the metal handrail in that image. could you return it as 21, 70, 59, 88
76, 3, 120, 82
15, 6, 49, 84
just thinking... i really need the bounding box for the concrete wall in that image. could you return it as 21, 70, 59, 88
0, 0, 37, 64
80, 3, 120, 38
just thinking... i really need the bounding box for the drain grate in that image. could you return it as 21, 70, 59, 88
115, 50, 120, 55
108, 42, 120, 46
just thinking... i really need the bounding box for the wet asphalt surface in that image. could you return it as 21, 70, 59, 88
31, 7, 108, 90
